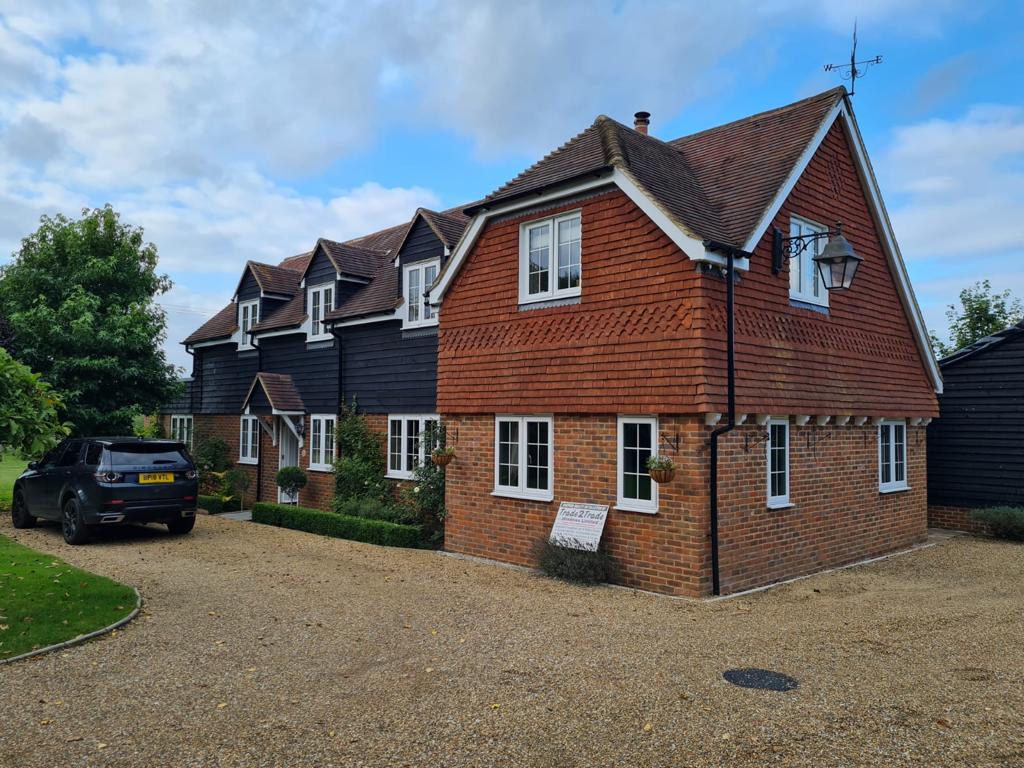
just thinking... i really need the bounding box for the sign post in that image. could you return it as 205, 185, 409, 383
549, 502, 609, 551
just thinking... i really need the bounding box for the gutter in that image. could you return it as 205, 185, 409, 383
702, 240, 750, 597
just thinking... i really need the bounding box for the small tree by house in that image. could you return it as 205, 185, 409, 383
0, 347, 69, 457
276, 466, 308, 505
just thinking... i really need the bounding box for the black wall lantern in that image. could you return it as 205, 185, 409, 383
772, 222, 863, 291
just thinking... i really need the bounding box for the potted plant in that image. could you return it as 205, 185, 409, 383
646, 455, 676, 484
276, 466, 308, 505
431, 446, 456, 466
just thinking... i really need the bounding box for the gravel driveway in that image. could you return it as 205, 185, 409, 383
1, 516, 1022, 768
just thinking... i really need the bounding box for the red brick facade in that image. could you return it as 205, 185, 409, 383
928, 505, 989, 534
438, 117, 938, 596
444, 415, 926, 597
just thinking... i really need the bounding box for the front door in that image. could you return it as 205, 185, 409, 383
277, 424, 300, 504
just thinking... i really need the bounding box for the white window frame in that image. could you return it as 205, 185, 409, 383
403, 259, 440, 329
518, 210, 582, 305
767, 417, 791, 508
238, 300, 260, 349
789, 216, 829, 308
308, 414, 337, 471
492, 415, 554, 501
170, 415, 194, 450
387, 414, 440, 479
239, 415, 260, 464
617, 416, 658, 513
307, 283, 334, 341
878, 419, 909, 493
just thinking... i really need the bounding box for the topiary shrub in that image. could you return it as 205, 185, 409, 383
534, 539, 620, 585
198, 495, 242, 514
252, 502, 423, 548
970, 507, 1024, 541
276, 466, 308, 504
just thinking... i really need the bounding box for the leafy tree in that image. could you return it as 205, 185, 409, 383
930, 280, 1024, 359
0, 206, 181, 435
0, 347, 69, 456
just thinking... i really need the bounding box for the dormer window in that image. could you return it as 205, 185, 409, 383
403, 259, 439, 329
519, 211, 581, 305
308, 283, 334, 341
789, 216, 829, 308
238, 300, 259, 349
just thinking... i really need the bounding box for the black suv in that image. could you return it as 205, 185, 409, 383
10, 437, 199, 544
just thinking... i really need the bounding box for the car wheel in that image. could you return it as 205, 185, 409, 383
61, 497, 91, 545
166, 515, 196, 535
11, 490, 36, 529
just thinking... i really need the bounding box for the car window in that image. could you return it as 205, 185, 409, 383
108, 444, 190, 467
84, 444, 103, 466
56, 440, 83, 467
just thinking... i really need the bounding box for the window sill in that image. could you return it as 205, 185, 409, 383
788, 297, 829, 314
308, 464, 334, 473
386, 471, 413, 481
238, 458, 258, 466
767, 501, 795, 510
879, 485, 910, 494
491, 489, 554, 503
402, 321, 439, 331
517, 295, 581, 312
614, 503, 657, 515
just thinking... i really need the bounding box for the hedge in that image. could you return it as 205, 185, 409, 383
970, 507, 1024, 541
198, 495, 243, 515
252, 502, 424, 548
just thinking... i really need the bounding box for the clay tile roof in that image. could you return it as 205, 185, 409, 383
469, 86, 847, 250
249, 261, 304, 296
250, 293, 305, 333
183, 302, 237, 345
326, 259, 400, 322
243, 372, 305, 413
317, 239, 386, 280
419, 209, 468, 249
278, 252, 313, 271
669, 87, 846, 247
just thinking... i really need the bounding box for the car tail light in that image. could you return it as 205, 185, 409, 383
95, 471, 123, 483
185, 470, 198, 480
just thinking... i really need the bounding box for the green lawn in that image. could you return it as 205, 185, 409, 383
0, 534, 137, 660
0, 453, 27, 512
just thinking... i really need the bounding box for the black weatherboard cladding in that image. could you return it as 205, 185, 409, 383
237, 270, 261, 301
928, 328, 1024, 507
340, 320, 437, 413
194, 345, 258, 414
259, 334, 339, 413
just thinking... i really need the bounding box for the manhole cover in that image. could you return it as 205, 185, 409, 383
723, 668, 799, 692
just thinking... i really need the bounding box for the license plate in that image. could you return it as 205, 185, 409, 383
139, 472, 174, 484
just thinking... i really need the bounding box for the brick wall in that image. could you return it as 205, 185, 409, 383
928, 504, 989, 534
444, 414, 927, 597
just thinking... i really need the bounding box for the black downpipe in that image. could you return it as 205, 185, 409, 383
708, 248, 736, 597
254, 338, 263, 503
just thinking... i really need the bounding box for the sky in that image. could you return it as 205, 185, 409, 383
0, 0, 1022, 372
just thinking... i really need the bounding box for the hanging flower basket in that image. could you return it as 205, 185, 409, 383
646, 455, 676, 484
432, 448, 456, 466
649, 467, 675, 484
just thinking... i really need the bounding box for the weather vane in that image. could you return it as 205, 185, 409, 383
823, 20, 882, 96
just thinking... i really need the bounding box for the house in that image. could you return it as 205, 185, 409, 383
168, 206, 466, 508
927, 321, 1024, 532
430, 87, 941, 597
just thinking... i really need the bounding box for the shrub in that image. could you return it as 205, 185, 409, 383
193, 436, 231, 473
334, 403, 390, 504
971, 507, 1024, 541
400, 453, 446, 548
276, 466, 308, 502
198, 495, 242, 514
534, 539, 620, 585
252, 502, 423, 548
333, 496, 417, 525
224, 467, 252, 510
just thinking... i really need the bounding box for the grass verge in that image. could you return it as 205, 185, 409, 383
0, 453, 27, 512
0, 534, 137, 661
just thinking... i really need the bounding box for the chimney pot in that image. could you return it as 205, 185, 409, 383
634, 111, 651, 135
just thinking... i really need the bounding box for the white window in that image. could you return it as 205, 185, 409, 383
387, 414, 440, 479
238, 300, 260, 349
789, 217, 828, 308
493, 416, 554, 501
170, 415, 193, 449
239, 415, 260, 464
307, 283, 334, 340
767, 418, 790, 508
878, 419, 908, 492
617, 416, 658, 513
309, 414, 337, 471
403, 260, 439, 328
519, 211, 582, 304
